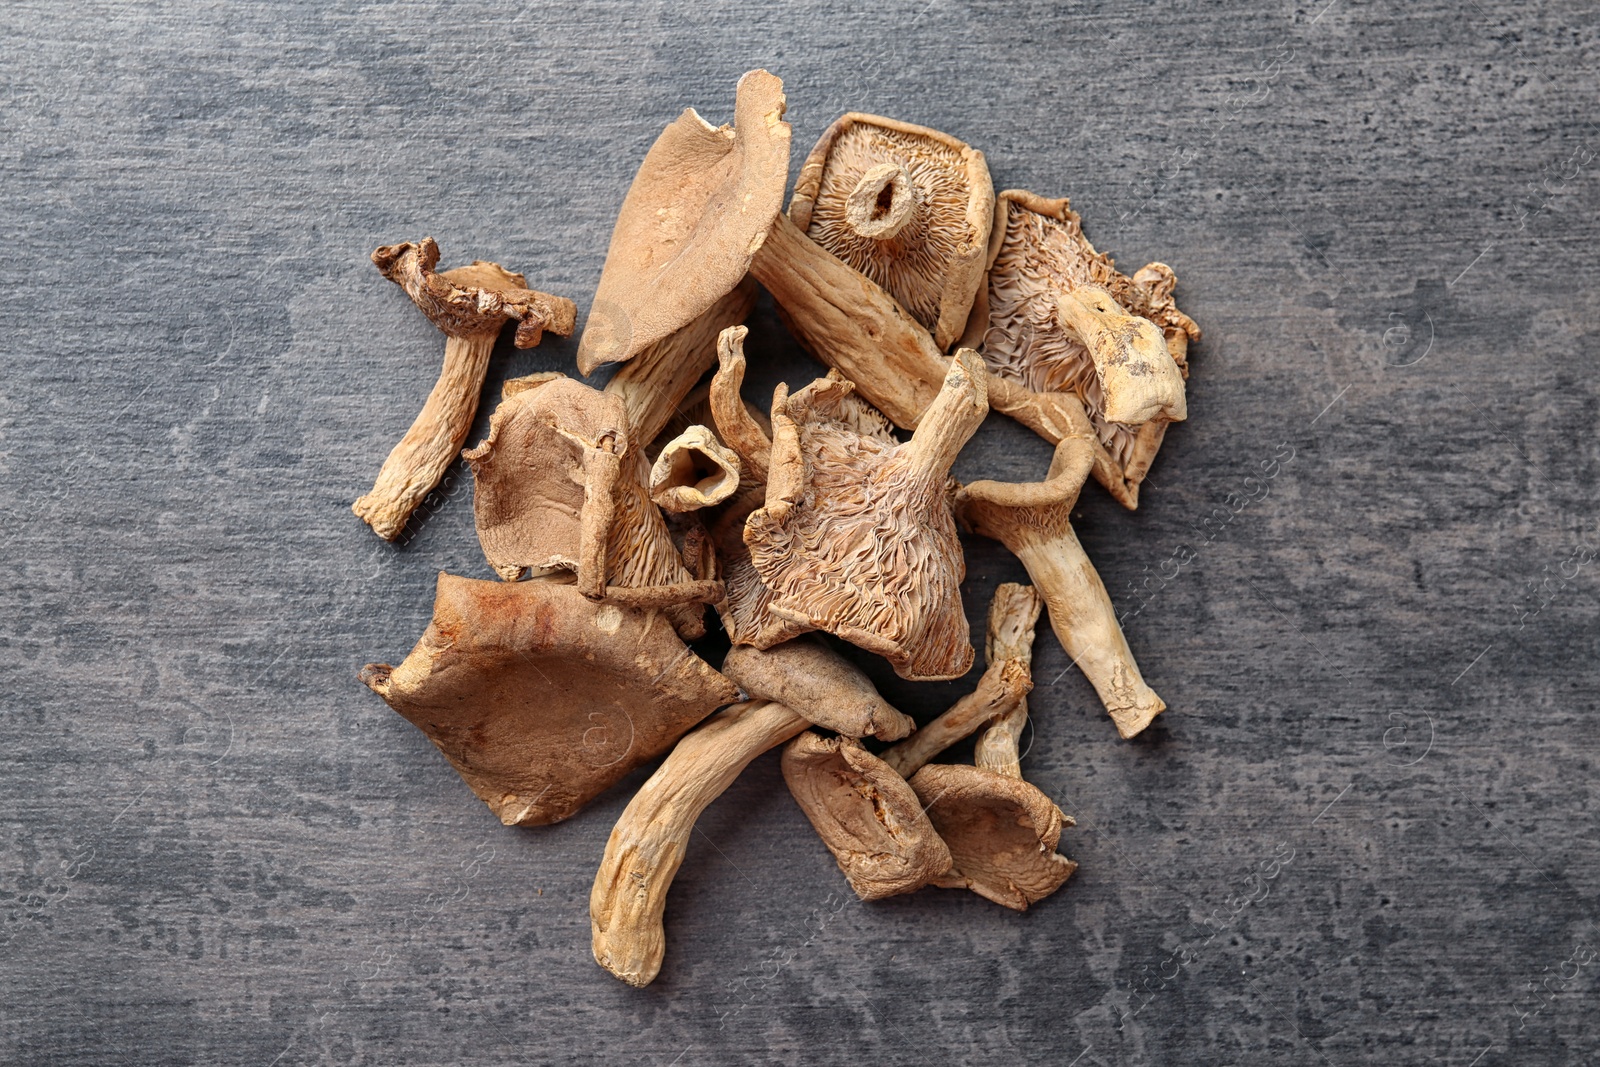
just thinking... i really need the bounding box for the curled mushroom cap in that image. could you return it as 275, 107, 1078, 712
577, 70, 790, 373
744, 351, 988, 681
648, 424, 742, 514
910, 764, 1077, 911
968, 191, 1198, 503
590, 699, 809, 987
790, 113, 995, 351
781, 732, 952, 901
353, 239, 577, 540
722, 635, 915, 741
359, 573, 738, 827
464, 376, 717, 639
957, 435, 1166, 739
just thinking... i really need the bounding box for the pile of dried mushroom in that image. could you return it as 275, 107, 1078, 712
355, 71, 1197, 987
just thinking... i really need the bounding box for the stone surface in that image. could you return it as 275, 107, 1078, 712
1, 2, 1597, 1064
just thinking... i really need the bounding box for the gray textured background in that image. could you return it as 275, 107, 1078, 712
3, 1, 1597, 1064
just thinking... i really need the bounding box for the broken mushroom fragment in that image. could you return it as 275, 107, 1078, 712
879, 654, 1032, 779
722, 635, 915, 741
973, 583, 1044, 778
353, 239, 577, 540
648, 424, 742, 513
590, 699, 809, 987
789, 113, 994, 351
910, 764, 1077, 911
464, 375, 717, 638
957, 435, 1166, 739
359, 573, 738, 826
744, 350, 987, 681
781, 731, 952, 900
966, 190, 1199, 504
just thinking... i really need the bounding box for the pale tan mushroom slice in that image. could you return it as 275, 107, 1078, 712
743, 350, 987, 681
358, 573, 739, 827
722, 635, 915, 741
963, 190, 1200, 506
604, 277, 758, 447
590, 699, 809, 987
956, 434, 1166, 739
463, 376, 718, 639
353, 239, 577, 540
572, 71, 1134, 482
973, 583, 1044, 778
909, 764, 1077, 911
789, 113, 994, 351
648, 424, 741, 514
781, 731, 952, 901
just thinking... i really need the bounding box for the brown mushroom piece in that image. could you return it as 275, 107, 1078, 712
590, 699, 809, 987
722, 635, 915, 741
909, 764, 1077, 911
956, 434, 1166, 739
973, 583, 1045, 778
780, 731, 952, 901
789, 113, 994, 351
743, 350, 988, 681
573, 70, 1137, 473
648, 424, 742, 514
353, 239, 577, 540
358, 573, 738, 826
964, 190, 1200, 506
464, 375, 718, 639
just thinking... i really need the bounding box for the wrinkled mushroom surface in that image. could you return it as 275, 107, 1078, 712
910, 764, 1076, 911
973, 583, 1044, 778
744, 352, 987, 681
782, 732, 951, 901
359, 573, 738, 827
648, 424, 742, 514
790, 113, 994, 351
722, 635, 915, 741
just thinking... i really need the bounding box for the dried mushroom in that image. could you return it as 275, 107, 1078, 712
966, 190, 1199, 505
354, 239, 576, 540
722, 635, 915, 741
910, 764, 1077, 911
744, 350, 987, 681
359, 573, 738, 826
781, 731, 951, 901
590, 699, 809, 987
789, 113, 994, 351
648, 424, 742, 513
957, 434, 1166, 739
972, 583, 1045, 778
464, 375, 717, 638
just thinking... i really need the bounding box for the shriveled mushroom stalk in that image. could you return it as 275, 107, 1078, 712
591, 700, 808, 987
354, 239, 576, 540
722, 635, 915, 741
573, 70, 1144, 476
957, 435, 1166, 739
973, 583, 1044, 778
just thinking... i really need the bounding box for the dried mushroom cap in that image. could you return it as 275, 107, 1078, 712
790, 113, 994, 351
722, 636, 915, 741
465, 376, 714, 639
744, 351, 987, 681
648, 425, 742, 514
781, 732, 952, 901
577, 70, 790, 373
910, 764, 1077, 911
971, 190, 1195, 498
359, 573, 738, 827
591, 699, 809, 987
372, 237, 577, 348
957, 435, 1166, 739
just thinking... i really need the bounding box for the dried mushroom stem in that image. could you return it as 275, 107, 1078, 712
574, 431, 623, 599
844, 162, 920, 240
354, 239, 576, 540
880, 656, 1033, 778
709, 325, 773, 483
648, 425, 742, 513
958, 436, 1166, 739
973, 583, 1044, 777
591, 700, 809, 987
722, 636, 915, 741
1053, 288, 1186, 426
782, 732, 951, 900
